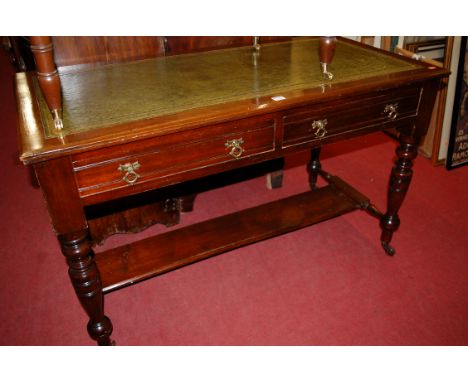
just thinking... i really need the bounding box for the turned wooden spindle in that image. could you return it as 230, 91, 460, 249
30, 36, 63, 130
319, 36, 336, 80
34, 157, 114, 345
380, 81, 440, 256
380, 132, 417, 256
59, 230, 114, 345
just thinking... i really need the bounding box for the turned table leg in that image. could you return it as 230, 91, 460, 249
379, 80, 440, 256
307, 147, 322, 190
380, 131, 418, 256
34, 157, 115, 345
59, 230, 113, 345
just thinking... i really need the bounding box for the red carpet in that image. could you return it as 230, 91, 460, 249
1, 49, 467, 346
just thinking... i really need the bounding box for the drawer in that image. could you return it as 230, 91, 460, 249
73, 115, 276, 199
282, 86, 422, 148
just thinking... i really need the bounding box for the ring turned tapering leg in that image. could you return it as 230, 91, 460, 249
380, 132, 418, 256
59, 230, 114, 345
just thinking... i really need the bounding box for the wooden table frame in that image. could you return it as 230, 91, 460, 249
16, 37, 448, 345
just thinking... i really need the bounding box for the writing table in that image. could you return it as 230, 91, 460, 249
16, 37, 448, 345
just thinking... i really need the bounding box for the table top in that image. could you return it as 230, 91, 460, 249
16, 37, 447, 163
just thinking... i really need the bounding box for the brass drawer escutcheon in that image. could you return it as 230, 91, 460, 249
225, 138, 245, 159
311, 119, 328, 138
384, 103, 399, 120
118, 161, 141, 185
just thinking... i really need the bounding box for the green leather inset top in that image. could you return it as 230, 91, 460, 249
37, 38, 420, 137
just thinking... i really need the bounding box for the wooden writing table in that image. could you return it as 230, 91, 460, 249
16, 37, 448, 345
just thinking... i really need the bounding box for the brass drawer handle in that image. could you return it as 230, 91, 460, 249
312, 119, 328, 138
384, 103, 399, 120
225, 138, 245, 159
118, 161, 141, 185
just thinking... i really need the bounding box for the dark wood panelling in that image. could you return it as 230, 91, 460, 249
52, 37, 107, 67
52, 36, 166, 67
165, 36, 292, 55
105, 36, 166, 63
165, 36, 252, 55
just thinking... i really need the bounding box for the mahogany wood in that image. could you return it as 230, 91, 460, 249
380, 79, 440, 255
33, 157, 114, 344
165, 36, 291, 55
33, 157, 87, 235
72, 114, 276, 203
18, 76, 446, 166
35, 37, 191, 243
29, 36, 62, 126
308, 147, 322, 189
52, 37, 166, 68
96, 186, 359, 293
16, 37, 449, 345
165, 36, 252, 55
58, 230, 113, 345
319, 170, 382, 216
319, 36, 336, 65
63, 83, 423, 207
282, 85, 421, 148
21, 36, 292, 240
52, 37, 106, 67
87, 198, 180, 246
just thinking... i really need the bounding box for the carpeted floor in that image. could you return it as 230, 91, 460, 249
1, 48, 467, 346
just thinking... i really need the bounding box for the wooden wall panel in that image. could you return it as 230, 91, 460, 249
165, 36, 253, 55
38, 37, 294, 68
51, 37, 166, 67
52, 37, 107, 67
165, 36, 292, 55
105, 37, 166, 62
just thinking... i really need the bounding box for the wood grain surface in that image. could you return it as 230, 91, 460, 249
95, 186, 358, 293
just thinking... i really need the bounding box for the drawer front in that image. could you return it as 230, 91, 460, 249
282, 86, 422, 148
73, 115, 276, 199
